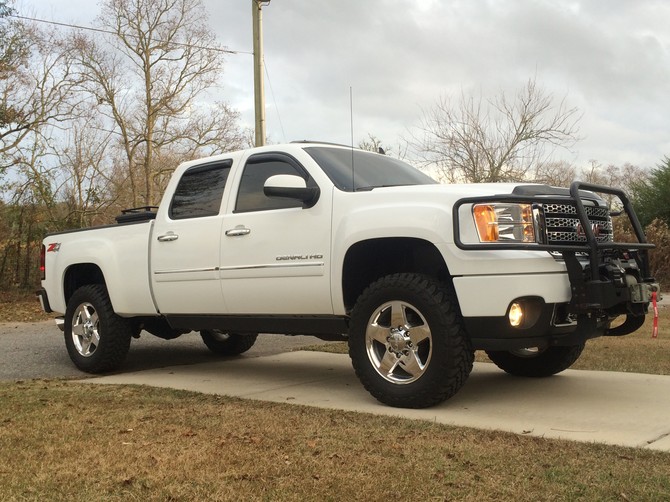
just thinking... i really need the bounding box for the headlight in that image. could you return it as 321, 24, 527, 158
473, 203, 536, 243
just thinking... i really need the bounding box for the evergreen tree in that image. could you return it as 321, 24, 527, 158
630, 156, 670, 227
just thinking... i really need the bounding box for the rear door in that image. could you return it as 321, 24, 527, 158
150, 160, 231, 314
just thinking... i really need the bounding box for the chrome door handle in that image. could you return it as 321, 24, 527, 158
157, 232, 178, 242
225, 226, 251, 237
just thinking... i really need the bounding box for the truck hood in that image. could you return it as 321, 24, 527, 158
361, 182, 605, 205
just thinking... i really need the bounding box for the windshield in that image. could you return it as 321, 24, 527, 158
304, 146, 437, 192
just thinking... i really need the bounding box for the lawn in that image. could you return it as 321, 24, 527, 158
1, 380, 669, 501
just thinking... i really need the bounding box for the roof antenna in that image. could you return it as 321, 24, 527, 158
349, 87, 356, 191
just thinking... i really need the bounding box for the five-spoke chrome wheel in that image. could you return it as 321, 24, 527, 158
349, 273, 474, 409
64, 285, 132, 373
70, 302, 100, 357
200, 330, 258, 355
486, 343, 585, 377
365, 300, 432, 384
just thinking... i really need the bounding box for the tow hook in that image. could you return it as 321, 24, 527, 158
626, 276, 660, 304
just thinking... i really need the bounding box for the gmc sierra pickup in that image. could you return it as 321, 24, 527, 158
37, 141, 660, 408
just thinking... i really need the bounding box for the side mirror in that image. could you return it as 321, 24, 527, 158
263, 174, 320, 208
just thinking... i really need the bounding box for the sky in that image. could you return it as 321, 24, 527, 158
18, 0, 670, 170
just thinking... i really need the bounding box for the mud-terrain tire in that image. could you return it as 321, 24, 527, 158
348, 273, 474, 409
200, 330, 258, 356
64, 284, 132, 373
485, 343, 585, 377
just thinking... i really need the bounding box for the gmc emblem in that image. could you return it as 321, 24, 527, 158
576, 223, 603, 238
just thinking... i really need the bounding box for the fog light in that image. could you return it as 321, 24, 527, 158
509, 302, 524, 327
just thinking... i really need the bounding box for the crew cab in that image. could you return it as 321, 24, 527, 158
37, 142, 660, 408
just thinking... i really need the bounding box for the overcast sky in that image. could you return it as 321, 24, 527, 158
20, 0, 670, 169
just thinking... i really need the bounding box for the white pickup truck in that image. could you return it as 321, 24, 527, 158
37, 142, 660, 408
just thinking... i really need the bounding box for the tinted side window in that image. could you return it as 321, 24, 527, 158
235, 157, 308, 213
170, 161, 231, 219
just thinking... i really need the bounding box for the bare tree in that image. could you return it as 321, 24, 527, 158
531, 160, 577, 187
0, 19, 79, 171
358, 133, 410, 160
56, 108, 119, 227
72, 0, 244, 206
0, 12, 86, 288
412, 78, 582, 183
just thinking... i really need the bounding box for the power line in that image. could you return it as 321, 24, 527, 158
264, 59, 286, 143
10, 14, 253, 55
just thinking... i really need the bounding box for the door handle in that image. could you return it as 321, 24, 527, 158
157, 232, 179, 242
225, 226, 251, 237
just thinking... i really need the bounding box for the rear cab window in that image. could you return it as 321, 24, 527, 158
169, 160, 232, 219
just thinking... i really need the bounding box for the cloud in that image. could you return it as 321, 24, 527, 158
21, 0, 670, 168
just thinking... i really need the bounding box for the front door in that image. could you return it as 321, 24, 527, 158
219, 153, 332, 314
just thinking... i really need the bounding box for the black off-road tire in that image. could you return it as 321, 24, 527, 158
485, 343, 585, 377
64, 284, 132, 373
200, 330, 258, 356
348, 273, 474, 409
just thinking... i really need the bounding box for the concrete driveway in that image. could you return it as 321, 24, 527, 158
85, 351, 670, 452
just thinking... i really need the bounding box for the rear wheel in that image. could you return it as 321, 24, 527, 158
348, 273, 474, 409
485, 343, 585, 377
64, 284, 132, 373
200, 330, 258, 356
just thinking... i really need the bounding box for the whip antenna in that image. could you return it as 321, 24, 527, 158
350, 86, 355, 191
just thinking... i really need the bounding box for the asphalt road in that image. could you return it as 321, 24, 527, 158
0, 320, 335, 381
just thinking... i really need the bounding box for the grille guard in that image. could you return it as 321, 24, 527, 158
453, 181, 659, 327
454, 182, 654, 257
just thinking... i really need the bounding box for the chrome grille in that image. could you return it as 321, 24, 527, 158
543, 202, 613, 244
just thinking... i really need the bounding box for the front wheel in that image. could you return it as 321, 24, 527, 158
348, 273, 474, 409
200, 330, 258, 356
64, 284, 132, 373
485, 343, 585, 377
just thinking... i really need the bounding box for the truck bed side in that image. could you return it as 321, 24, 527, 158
42, 221, 157, 316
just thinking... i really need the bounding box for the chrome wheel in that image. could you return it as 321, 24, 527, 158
365, 300, 432, 384
70, 302, 100, 357
349, 274, 474, 408
200, 330, 258, 356
209, 330, 232, 342
509, 347, 545, 358
64, 285, 132, 373
486, 343, 585, 377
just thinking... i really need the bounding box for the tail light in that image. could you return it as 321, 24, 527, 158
40, 244, 46, 281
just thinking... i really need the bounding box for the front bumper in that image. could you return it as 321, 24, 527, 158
465, 303, 601, 351
453, 273, 570, 317
453, 181, 661, 349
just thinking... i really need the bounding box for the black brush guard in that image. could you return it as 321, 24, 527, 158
454, 181, 660, 339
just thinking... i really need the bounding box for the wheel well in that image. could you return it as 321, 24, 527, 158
342, 238, 450, 312
64, 263, 106, 304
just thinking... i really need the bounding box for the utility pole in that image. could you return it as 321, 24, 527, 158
252, 1, 270, 147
